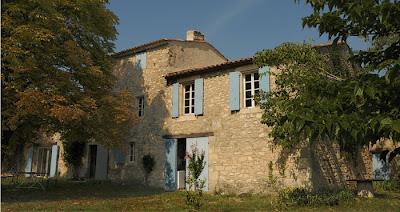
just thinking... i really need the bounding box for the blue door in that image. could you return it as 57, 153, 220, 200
165, 139, 177, 191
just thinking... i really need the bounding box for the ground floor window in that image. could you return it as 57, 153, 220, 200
128, 142, 135, 163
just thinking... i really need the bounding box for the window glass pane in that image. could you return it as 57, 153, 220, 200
254, 73, 259, 80
185, 92, 189, 99
254, 81, 259, 89
192, 91, 195, 98
184, 100, 190, 107
246, 99, 252, 107
185, 107, 190, 113
191, 106, 194, 113
191, 99, 195, 105
245, 83, 251, 90
245, 91, 252, 98
185, 85, 190, 91
245, 74, 251, 81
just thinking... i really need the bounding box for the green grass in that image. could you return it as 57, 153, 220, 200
2, 180, 400, 211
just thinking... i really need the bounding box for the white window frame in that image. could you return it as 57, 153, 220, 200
137, 96, 144, 117
183, 82, 195, 115
128, 142, 135, 163
243, 72, 260, 108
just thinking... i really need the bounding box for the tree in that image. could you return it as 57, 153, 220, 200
1, 0, 135, 169
254, 0, 399, 158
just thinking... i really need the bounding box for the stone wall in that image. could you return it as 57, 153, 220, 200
162, 64, 373, 193
110, 41, 226, 186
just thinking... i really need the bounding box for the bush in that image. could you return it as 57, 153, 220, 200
374, 180, 400, 192
278, 187, 354, 206
185, 146, 206, 211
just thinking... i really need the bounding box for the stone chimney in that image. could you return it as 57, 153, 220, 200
186, 30, 205, 41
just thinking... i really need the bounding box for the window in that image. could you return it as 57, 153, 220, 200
37, 147, 51, 176
137, 96, 144, 117
243, 72, 260, 108
183, 82, 195, 114
128, 142, 135, 162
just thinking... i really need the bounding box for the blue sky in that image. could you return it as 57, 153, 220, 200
108, 0, 370, 60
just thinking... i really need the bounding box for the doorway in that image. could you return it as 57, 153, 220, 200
177, 138, 186, 189
88, 145, 97, 178
164, 137, 209, 191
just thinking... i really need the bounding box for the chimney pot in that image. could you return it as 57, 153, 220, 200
186, 30, 205, 41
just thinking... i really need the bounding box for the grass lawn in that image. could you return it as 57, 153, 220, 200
2, 180, 400, 211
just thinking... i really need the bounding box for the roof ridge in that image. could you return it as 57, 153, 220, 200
112, 38, 227, 60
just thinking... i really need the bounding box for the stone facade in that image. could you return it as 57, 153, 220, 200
111, 39, 376, 193
110, 39, 227, 186
15, 33, 395, 194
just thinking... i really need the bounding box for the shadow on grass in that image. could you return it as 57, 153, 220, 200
2, 179, 164, 203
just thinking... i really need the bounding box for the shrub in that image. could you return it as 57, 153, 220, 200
278, 187, 354, 206
142, 154, 155, 185
185, 145, 206, 211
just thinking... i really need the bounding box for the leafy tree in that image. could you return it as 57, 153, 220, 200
255, 0, 399, 159
1, 0, 135, 169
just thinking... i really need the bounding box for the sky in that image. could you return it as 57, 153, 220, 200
108, 0, 370, 60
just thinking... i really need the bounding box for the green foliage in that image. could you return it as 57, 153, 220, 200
63, 141, 85, 178
278, 187, 354, 206
255, 0, 400, 152
185, 146, 206, 211
373, 180, 400, 192
1, 0, 136, 160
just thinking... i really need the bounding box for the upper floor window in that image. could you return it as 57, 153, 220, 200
244, 72, 260, 108
137, 96, 144, 117
184, 82, 195, 114
128, 142, 135, 163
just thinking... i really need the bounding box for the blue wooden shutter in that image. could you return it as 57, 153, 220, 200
229, 71, 240, 111
164, 139, 177, 191
25, 146, 33, 177
95, 145, 108, 180
49, 145, 59, 177
194, 78, 204, 115
258, 66, 270, 93
172, 83, 179, 118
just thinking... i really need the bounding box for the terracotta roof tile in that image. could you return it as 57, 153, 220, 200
165, 57, 254, 80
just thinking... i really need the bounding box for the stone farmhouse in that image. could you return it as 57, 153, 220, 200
19, 30, 397, 193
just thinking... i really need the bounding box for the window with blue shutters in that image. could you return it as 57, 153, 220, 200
183, 82, 195, 114
243, 72, 260, 108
